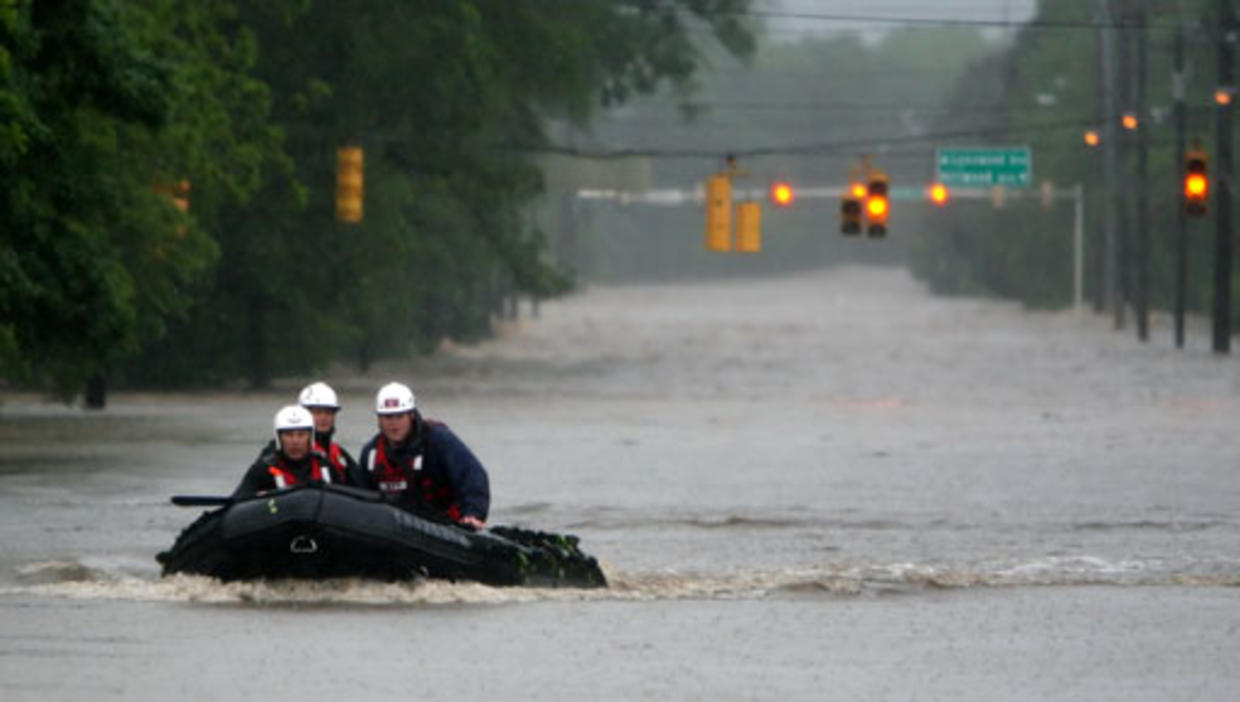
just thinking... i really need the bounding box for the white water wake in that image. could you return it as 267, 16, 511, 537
4, 555, 1238, 606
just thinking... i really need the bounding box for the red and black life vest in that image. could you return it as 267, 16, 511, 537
317, 440, 349, 482
266, 452, 333, 489
369, 433, 461, 522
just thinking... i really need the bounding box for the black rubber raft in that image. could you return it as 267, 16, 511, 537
156, 483, 606, 588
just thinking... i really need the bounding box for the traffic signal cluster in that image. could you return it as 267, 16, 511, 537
704, 169, 762, 253
840, 171, 889, 237
700, 161, 973, 246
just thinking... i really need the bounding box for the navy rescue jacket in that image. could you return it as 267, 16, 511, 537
355, 415, 490, 523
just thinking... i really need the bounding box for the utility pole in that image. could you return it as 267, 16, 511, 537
1174, 24, 1189, 348
1101, 0, 1122, 323
1214, 0, 1234, 354
1135, 1, 1150, 341
1115, 2, 1133, 331
1093, 14, 1107, 313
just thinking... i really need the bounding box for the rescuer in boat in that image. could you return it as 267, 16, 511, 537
356, 381, 490, 530
231, 405, 339, 498
297, 381, 359, 485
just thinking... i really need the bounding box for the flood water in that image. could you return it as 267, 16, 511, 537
2, 266, 1238, 700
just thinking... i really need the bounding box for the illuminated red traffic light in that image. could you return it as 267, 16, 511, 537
1185, 149, 1208, 217
770, 181, 794, 206
1185, 173, 1208, 198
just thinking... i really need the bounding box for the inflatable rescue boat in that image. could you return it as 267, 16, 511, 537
156, 483, 606, 588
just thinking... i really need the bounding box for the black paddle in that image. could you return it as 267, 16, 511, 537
171, 495, 233, 507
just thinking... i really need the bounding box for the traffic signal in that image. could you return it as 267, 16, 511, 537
735, 201, 761, 253
840, 185, 862, 235
705, 173, 732, 251
336, 145, 364, 223
1185, 149, 1208, 217
171, 180, 190, 213
865, 173, 889, 237
929, 182, 949, 207
769, 181, 794, 207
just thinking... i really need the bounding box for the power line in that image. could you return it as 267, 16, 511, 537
508, 118, 1096, 160
718, 9, 1185, 33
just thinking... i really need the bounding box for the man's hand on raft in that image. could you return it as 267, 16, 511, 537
458, 515, 485, 531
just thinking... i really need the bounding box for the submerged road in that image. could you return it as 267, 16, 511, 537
1, 265, 1238, 700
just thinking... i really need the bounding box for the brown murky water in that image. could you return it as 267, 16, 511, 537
2, 266, 1238, 700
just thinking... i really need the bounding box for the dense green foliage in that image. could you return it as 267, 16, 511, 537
908, 0, 1239, 324
0, 0, 280, 398
1, 0, 754, 395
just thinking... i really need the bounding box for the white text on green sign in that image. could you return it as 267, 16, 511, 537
936, 147, 1032, 188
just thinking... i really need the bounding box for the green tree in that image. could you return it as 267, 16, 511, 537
1, 0, 202, 398
160, 0, 759, 383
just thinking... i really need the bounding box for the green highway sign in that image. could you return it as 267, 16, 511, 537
936, 147, 1032, 188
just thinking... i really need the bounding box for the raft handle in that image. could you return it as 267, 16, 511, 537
289, 535, 318, 554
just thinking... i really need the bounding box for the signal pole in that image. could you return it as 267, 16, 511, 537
1100, 0, 1122, 324
1093, 17, 1107, 313
1214, 0, 1234, 354
1135, 1, 1150, 341
1174, 24, 1188, 348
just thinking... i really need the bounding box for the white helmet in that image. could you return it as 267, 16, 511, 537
298, 381, 340, 410
375, 382, 415, 415
273, 404, 315, 442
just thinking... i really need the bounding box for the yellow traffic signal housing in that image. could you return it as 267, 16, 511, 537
705, 174, 732, 251
1185, 149, 1208, 217
171, 180, 190, 213
865, 173, 889, 237
735, 201, 761, 253
336, 145, 364, 223
153, 180, 191, 238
